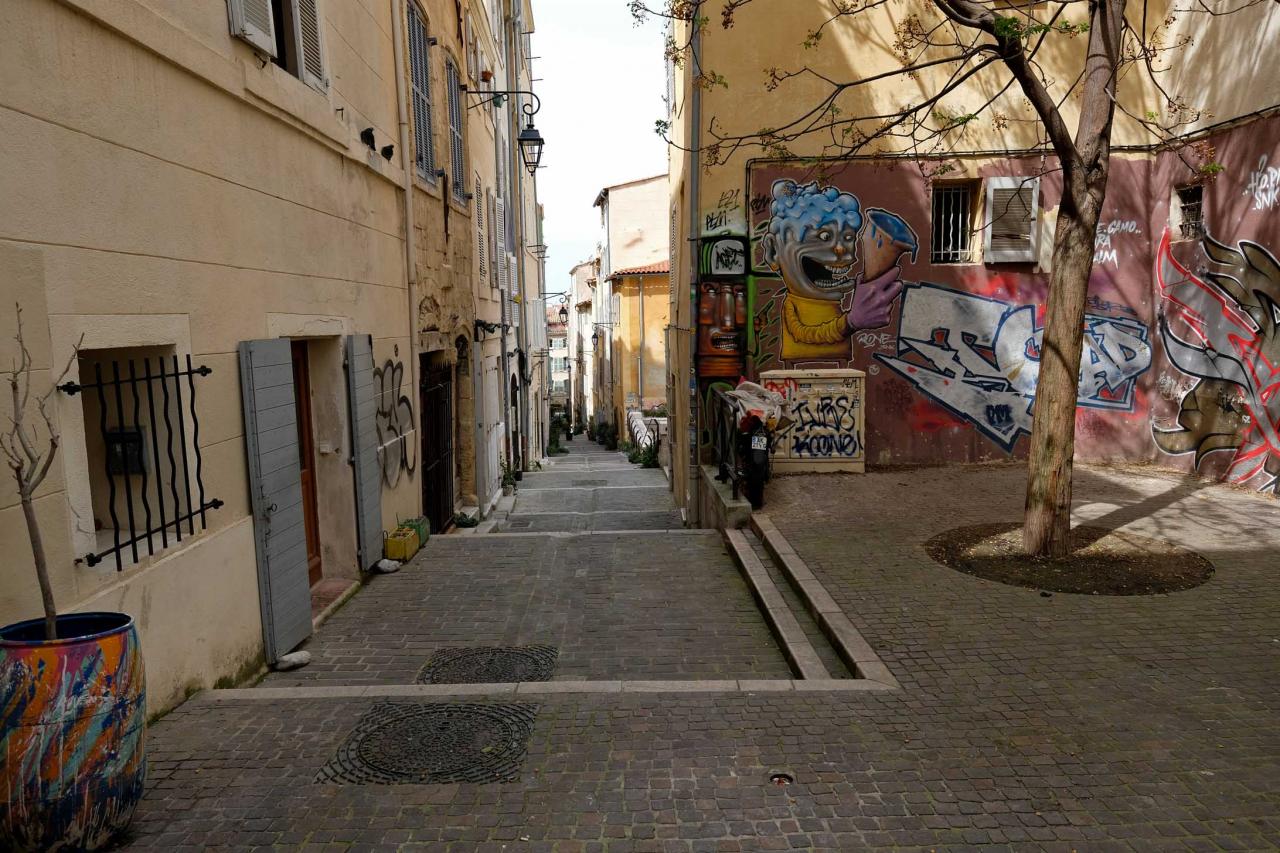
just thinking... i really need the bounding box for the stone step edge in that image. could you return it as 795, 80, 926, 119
751, 513, 902, 690
722, 529, 833, 681
199, 678, 895, 702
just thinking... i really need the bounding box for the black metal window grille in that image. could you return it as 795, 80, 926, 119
60, 355, 223, 570
1177, 186, 1205, 240
931, 184, 974, 264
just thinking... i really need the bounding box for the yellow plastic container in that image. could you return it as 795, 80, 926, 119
384, 528, 419, 561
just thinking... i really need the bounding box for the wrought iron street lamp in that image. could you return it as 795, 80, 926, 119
463, 87, 545, 174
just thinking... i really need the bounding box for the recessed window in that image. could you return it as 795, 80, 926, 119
227, 0, 326, 90
1176, 186, 1205, 240
407, 4, 437, 182
931, 184, 976, 264
984, 177, 1039, 264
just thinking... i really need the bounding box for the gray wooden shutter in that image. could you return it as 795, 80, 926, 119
408, 4, 435, 180
227, 0, 277, 56
345, 334, 383, 571
984, 177, 1038, 263
476, 175, 487, 279
294, 0, 326, 90
239, 338, 311, 664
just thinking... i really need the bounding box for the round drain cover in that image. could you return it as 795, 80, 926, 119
418, 645, 559, 684
318, 702, 538, 785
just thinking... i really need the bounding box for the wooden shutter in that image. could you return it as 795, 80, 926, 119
984, 177, 1038, 263
227, 0, 277, 57
447, 61, 465, 200
476, 175, 487, 279
407, 5, 435, 180
345, 335, 383, 572
294, 0, 326, 90
495, 197, 507, 291
238, 338, 312, 664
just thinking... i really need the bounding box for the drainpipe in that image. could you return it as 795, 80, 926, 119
637, 276, 644, 406
391, 0, 421, 515
686, 18, 702, 525
509, 12, 533, 469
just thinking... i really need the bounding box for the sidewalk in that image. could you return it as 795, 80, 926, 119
120, 454, 1280, 850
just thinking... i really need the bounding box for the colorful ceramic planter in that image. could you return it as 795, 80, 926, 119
1, 612, 146, 851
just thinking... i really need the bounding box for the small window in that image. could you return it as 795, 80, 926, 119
1175, 186, 1205, 240
227, 0, 326, 90
407, 4, 436, 182
984, 177, 1039, 264
930, 184, 976, 264
446, 60, 466, 202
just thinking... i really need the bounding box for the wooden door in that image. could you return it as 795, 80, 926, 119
291, 341, 323, 586
238, 338, 312, 663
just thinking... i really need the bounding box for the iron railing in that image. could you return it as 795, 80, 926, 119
709, 388, 744, 500
59, 355, 223, 570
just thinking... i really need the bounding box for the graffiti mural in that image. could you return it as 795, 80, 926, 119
878, 283, 1152, 450
757, 179, 918, 364
373, 358, 417, 487
1153, 230, 1280, 491
763, 371, 866, 465
1244, 155, 1280, 211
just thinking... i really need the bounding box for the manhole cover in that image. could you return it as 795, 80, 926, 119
505, 520, 533, 529
316, 702, 538, 785
417, 646, 559, 684
573, 479, 608, 487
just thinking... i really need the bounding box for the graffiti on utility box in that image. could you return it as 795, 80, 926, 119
762, 370, 866, 469
878, 283, 1152, 451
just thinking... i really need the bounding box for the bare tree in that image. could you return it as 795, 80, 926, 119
2, 306, 80, 640
638, 0, 1244, 556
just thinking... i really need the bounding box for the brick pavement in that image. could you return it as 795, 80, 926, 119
121, 459, 1280, 850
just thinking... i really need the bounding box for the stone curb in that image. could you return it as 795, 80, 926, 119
752, 513, 902, 690
197, 679, 896, 702
723, 529, 832, 680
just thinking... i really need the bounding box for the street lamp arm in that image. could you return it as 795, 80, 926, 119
461, 87, 541, 118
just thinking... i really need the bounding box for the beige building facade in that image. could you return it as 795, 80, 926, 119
0, 0, 545, 714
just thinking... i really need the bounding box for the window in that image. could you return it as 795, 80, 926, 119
1175, 186, 1205, 240
984, 177, 1039, 264
475, 174, 486, 279
407, 4, 436, 182
227, 0, 326, 90
446, 60, 466, 202
68, 347, 222, 570
930, 184, 975, 264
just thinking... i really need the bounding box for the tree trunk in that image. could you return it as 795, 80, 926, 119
1022, 196, 1102, 557
20, 489, 59, 640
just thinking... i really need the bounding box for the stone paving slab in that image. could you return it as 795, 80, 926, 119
126, 689, 1280, 850
499, 510, 685, 532
263, 531, 792, 686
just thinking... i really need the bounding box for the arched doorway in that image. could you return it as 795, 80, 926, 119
509, 374, 521, 472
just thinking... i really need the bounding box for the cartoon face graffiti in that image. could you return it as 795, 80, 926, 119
759, 179, 918, 361
697, 281, 748, 371
1154, 231, 1280, 490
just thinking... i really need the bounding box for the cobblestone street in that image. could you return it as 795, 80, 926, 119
122, 447, 1280, 851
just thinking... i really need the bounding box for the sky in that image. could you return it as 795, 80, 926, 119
530, 0, 668, 300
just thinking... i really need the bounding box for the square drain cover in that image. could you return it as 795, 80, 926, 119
417, 645, 559, 684
573, 479, 608, 487
505, 520, 533, 529
316, 702, 537, 785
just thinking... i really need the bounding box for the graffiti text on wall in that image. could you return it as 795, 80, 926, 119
1093, 220, 1140, 267
878, 283, 1152, 450
1154, 230, 1280, 491
1244, 155, 1280, 211
373, 359, 417, 487
764, 373, 865, 462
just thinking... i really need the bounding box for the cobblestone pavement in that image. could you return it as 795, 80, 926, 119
124, 459, 1280, 850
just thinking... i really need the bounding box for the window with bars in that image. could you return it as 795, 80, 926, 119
1176, 186, 1205, 240
930, 184, 975, 264
407, 3, 436, 182
446, 60, 466, 202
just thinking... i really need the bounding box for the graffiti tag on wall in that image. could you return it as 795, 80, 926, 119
763, 372, 865, 462
1244, 155, 1280, 211
373, 359, 417, 487
1093, 220, 1140, 267
1153, 230, 1280, 491
877, 283, 1152, 450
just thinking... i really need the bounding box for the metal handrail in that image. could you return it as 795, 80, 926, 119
709, 389, 744, 500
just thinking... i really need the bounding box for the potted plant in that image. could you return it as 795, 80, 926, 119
1, 308, 145, 852
500, 459, 517, 496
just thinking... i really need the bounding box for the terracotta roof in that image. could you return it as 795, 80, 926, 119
608, 261, 670, 279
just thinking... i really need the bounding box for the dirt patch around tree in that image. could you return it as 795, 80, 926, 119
925, 523, 1214, 595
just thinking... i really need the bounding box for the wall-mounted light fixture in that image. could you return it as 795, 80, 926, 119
461, 86, 545, 175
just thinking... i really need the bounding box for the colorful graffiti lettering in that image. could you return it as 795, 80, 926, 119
373, 359, 417, 487
1093, 220, 1140, 267
758, 179, 918, 364
765, 373, 865, 462
1153, 230, 1280, 491
878, 283, 1152, 450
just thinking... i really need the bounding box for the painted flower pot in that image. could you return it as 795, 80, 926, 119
1, 612, 146, 852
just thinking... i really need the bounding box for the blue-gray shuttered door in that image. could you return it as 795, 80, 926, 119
239, 338, 312, 664
346, 334, 383, 571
